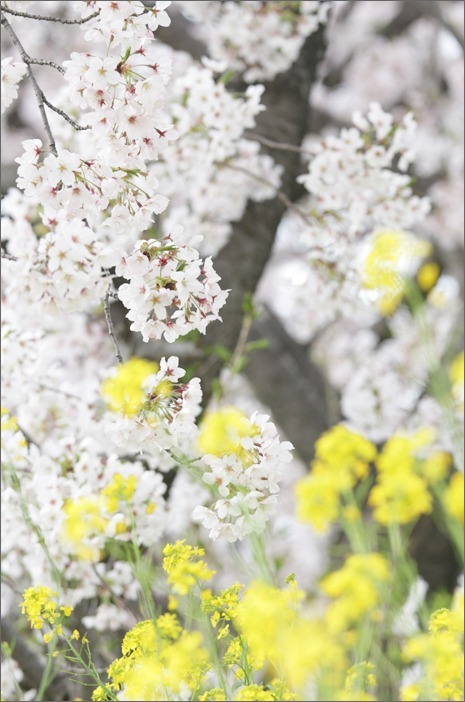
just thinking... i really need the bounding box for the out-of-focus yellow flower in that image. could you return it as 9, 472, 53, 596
444, 472, 464, 523
401, 599, 464, 702
314, 425, 377, 487
62, 496, 109, 561
101, 357, 159, 416
199, 689, 227, 701
420, 451, 452, 483
233, 685, 274, 701
362, 229, 432, 315
101, 473, 137, 513
236, 580, 346, 691
376, 429, 435, 475
295, 471, 340, 533
417, 261, 441, 292
295, 425, 376, 532
197, 406, 258, 458
320, 553, 390, 633
98, 615, 210, 702
369, 471, 432, 525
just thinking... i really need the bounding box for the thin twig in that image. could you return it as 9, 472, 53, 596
103, 288, 124, 364
36, 383, 85, 402
1, 12, 57, 155
41, 95, 90, 131
0, 5, 100, 24
223, 162, 313, 227
26, 57, 64, 74
227, 312, 254, 375
246, 131, 313, 156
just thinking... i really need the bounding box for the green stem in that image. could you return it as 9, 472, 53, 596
36, 642, 58, 702
249, 531, 275, 584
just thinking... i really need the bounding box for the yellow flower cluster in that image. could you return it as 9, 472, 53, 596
221, 635, 261, 681
63, 496, 109, 561
101, 473, 137, 513
297, 422, 459, 542
400, 595, 464, 701
201, 582, 243, 639
20, 586, 73, 642
444, 472, 464, 524
93, 614, 210, 702
362, 229, 432, 315
331, 661, 378, 702
162, 541, 216, 596
320, 553, 390, 633
369, 430, 449, 525
62, 473, 142, 561
101, 357, 159, 416
199, 682, 296, 702
295, 425, 376, 532
197, 406, 259, 459
235, 579, 347, 691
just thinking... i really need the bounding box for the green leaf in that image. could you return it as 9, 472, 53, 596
213, 344, 232, 362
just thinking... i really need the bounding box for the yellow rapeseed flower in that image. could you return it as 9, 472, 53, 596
102, 616, 210, 702
320, 553, 390, 633
417, 261, 441, 292
362, 229, 432, 315
101, 357, 159, 416
20, 586, 73, 636
235, 580, 346, 691
162, 541, 215, 596
401, 601, 464, 701
444, 472, 464, 523
368, 471, 432, 524
197, 406, 259, 458
295, 425, 376, 532
199, 689, 227, 701
62, 496, 109, 561
101, 473, 138, 513
234, 685, 274, 701
295, 472, 340, 533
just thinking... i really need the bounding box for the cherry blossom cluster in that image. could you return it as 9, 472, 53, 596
193, 413, 294, 542
298, 102, 430, 236
154, 61, 283, 254
105, 356, 202, 456
1, 57, 27, 113
260, 104, 432, 343
179, 1, 331, 82
3, 210, 111, 315
116, 229, 229, 343
74, 0, 171, 47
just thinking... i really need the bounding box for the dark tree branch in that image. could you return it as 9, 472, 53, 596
244, 308, 332, 463
41, 95, 91, 131
23, 57, 65, 73
197, 28, 328, 460
0, 5, 99, 24
103, 289, 124, 364
382, 0, 464, 50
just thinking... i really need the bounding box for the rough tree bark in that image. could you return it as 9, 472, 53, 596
196, 27, 330, 462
